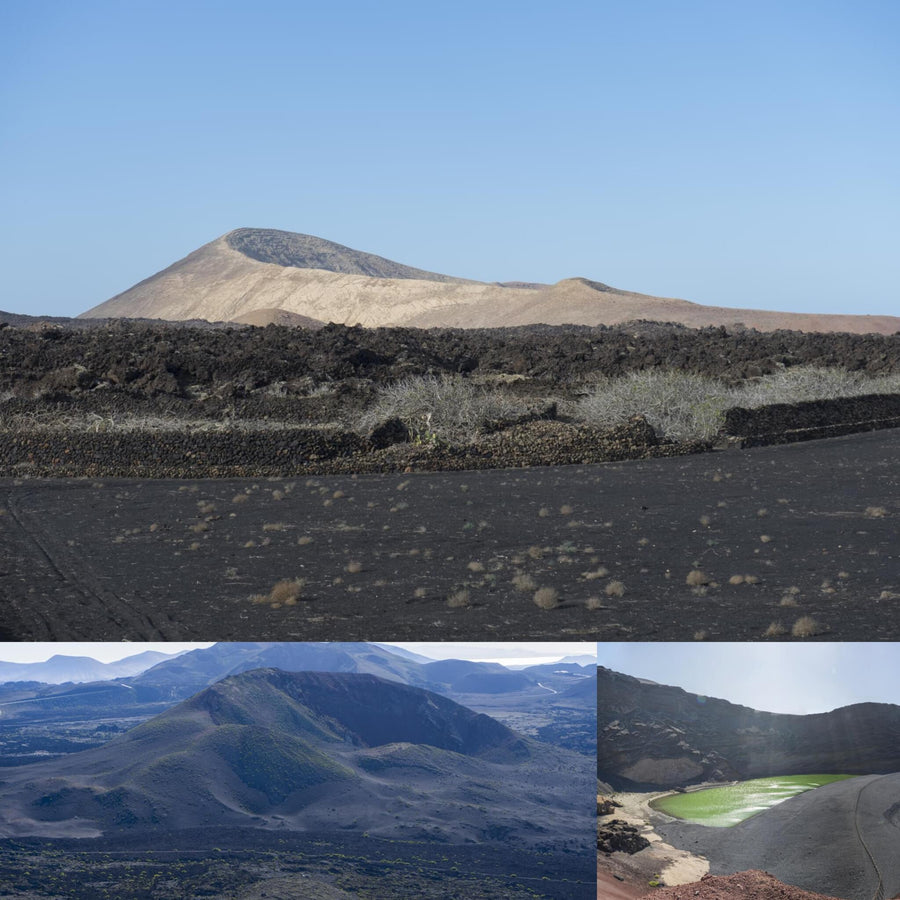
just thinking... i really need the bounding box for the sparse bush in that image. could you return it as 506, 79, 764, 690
533, 587, 559, 609
604, 580, 626, 597
765, 621, 787, 637
511, 573, 537, 592
268, 578, 305, 605
737, 367, 900, 407
792, 615, 825, 637
572, 366, 900, 443
358, 374, 527, 444
447, 588, 471, 608
574, 370, 731, 441
686, 570, 710, 586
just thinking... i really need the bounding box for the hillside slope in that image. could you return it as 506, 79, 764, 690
598, 666, 900, 788
0, 670, 593, 849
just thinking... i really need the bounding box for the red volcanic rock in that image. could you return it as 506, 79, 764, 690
645, 870, 843, 900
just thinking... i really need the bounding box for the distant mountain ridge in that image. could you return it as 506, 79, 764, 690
0, 644, 597, 763
79, 228, 900, 334
0, 650, 186, 685
598, 666, 900, 789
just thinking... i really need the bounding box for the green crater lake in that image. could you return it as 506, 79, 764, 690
650, 774, 856, 827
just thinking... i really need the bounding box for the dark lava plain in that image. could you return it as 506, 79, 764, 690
656, 773, 900, 900
1, 428, 896, 642
0, 830, 595, 899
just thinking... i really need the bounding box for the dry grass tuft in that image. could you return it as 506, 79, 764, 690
467, 561, 485, 573
764, 621, 787, 637
585, 597, 605, 610
262, 522, 286, 532
533, 587, 560, 609
792, 615, 825, 637
693, 630, 708, 641
345, 560, 363, 574
511, 573, 538, 593
686, 570, 710, 586
584, 567, 610, 580
447, 588, 471, 608
865, 506, 887, 518
297, 535, 313, 546
189, 522, 209, 534
728, 574, 745, 585
252, 578, 305, 606
232, 493, 249, 504
604, 580, 626, 597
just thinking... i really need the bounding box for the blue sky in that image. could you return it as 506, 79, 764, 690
2, 0, 898, 318
601, 642, 900, 714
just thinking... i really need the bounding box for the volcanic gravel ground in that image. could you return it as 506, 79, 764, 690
0, 429, 897, 641
656, 774, 900, 900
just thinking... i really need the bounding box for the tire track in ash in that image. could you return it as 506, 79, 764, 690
855, 775, 890, 900
2, 484, 178, 639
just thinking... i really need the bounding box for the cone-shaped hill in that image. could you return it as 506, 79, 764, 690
80, 228, 900, 334
0, 670, 593, 849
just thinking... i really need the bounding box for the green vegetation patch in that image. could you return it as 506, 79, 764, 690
201, 724, 353, 806
650, 774, 857, 827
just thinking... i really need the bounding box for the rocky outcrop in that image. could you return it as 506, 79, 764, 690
598, 667, 900, 789
597, 819, 650, 854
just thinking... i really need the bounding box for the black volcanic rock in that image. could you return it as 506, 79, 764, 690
598, 666, 900, 789
226, 228, 470, 282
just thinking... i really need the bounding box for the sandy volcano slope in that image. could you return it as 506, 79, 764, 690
81, 228, 900, 334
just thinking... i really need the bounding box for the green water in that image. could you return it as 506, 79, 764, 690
649, 774, 856, 827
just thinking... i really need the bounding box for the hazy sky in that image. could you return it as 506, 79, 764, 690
2, 1, 897, 318
601, 642, 900, 715
0, 642, 593, 667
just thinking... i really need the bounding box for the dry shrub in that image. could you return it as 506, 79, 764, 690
585, 597, 604, 610
728, 575, 745, 585
764, 622, 787, 637
345, 560, 363, 574
467, 561, 485, 573
686, 570, 709, 586
584, 567, 610, 580
297, 535, 313, 546
533, 587, 559, 609
190, 521, 209, 534
792, 616, 825, 637
447, 589, 471, 608
232, 493, 249, 504
262, 522, 285, 532
269, 579, 304, 605
605, 580, 626, 597
511, 573, 538, 593
865, 506, 887, 518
